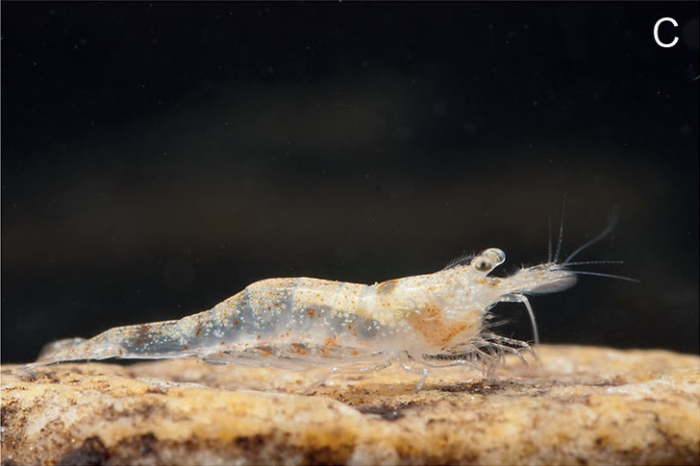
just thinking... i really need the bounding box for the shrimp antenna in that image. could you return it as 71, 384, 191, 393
570, 270, 640, 283
547, 217, 553, 264
564, 260, 624, 266
561, 208, 619, 267
552, 194, 567, 264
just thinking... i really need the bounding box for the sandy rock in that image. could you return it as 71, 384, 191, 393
1, 345, 699, 465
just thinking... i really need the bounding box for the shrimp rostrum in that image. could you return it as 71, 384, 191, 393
29, 225, 628, 390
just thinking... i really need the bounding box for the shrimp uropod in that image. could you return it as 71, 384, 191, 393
27, 221, 628, 390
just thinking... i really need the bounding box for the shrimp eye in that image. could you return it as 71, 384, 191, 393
471, 256, 494, 272
471, 248, 506, 273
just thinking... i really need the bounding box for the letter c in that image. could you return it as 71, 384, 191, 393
654, 17, 679, 48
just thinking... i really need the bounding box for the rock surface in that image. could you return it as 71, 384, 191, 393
1, 345, 699, 465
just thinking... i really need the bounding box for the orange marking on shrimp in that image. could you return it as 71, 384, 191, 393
134, 325, 150, 346
408, 304, 470, 347
324, 336, 338, 347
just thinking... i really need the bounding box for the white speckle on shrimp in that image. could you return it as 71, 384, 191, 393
25, 224, 628, 390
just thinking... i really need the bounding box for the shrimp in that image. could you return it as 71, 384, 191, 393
25, 219, 631, 390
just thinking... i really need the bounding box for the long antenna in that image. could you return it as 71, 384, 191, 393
562, 208, 619, 266
547, 217, 553, 264
553, 194, 567, 264
570, 270, 639, 283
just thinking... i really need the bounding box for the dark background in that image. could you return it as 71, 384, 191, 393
2, 2, 698, 363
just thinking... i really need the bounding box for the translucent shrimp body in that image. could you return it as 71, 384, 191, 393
31, 248, 578, 388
